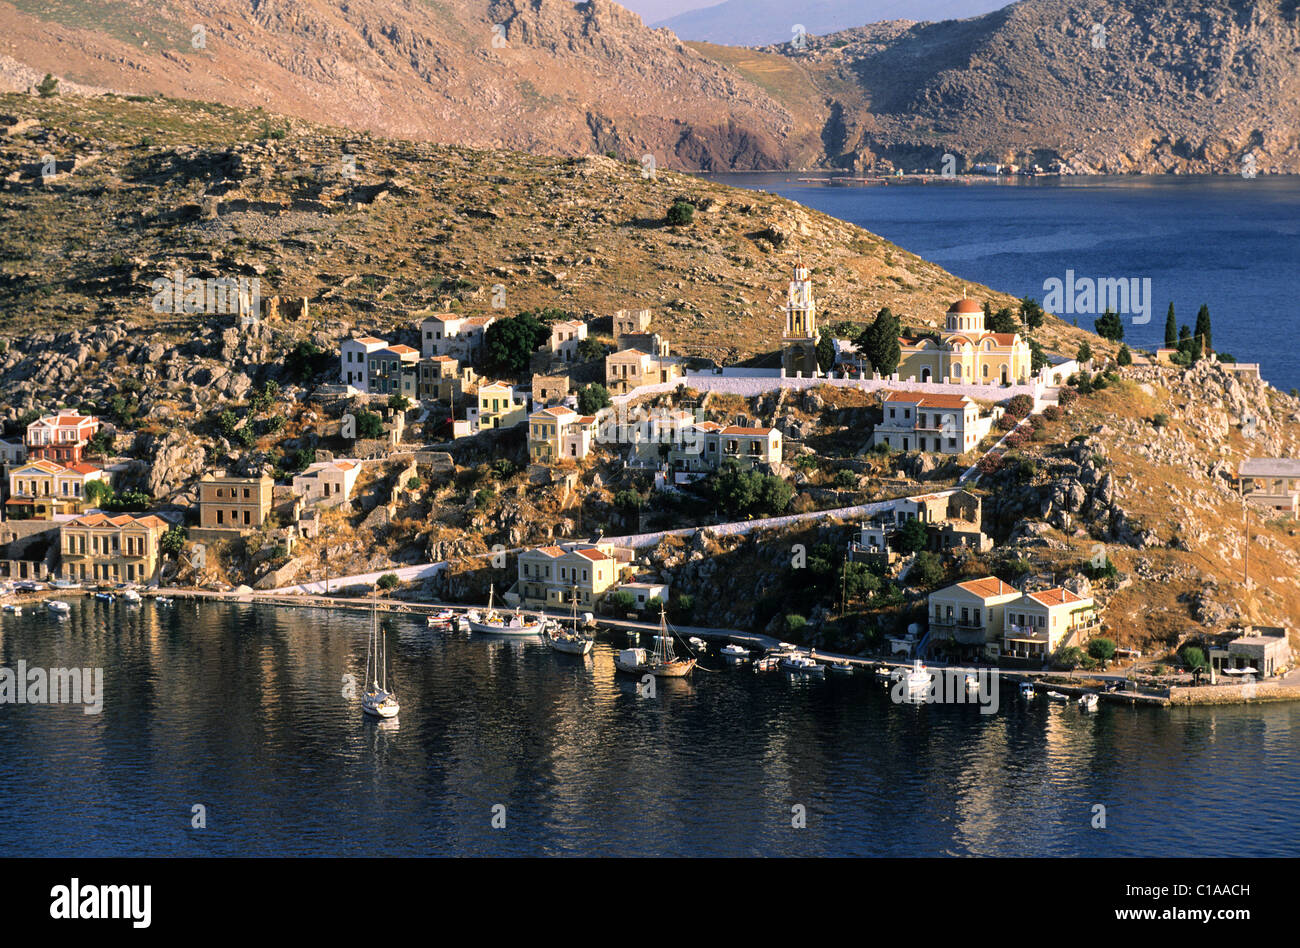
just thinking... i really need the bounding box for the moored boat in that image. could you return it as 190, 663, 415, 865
1078, 693, 1099, 711
1, 603, 21, 615
779, 653, 825, 676
829, 660, 855, 675
362, 594, 400, 719
964, 673, 980, 693
905, 660, 931, 692
688, 636, 709, 653
468, 585, 544, 636
721, 643, 749, 661
1046, 690, 1069, 703
1019, 682, 1036, 699
752, 655, 780, 673
121, 589, 141, 604
47, 600, 71, 615
545, 588, 594, 656
646, 606, 695, 677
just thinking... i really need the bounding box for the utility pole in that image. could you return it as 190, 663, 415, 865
1243, 500, 1252, 589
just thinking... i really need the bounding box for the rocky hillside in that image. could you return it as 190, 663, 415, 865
715, 0, 1300, 173
4, 1, 1294, 174
0, 0, 818, 170
1, 92, 1097, 360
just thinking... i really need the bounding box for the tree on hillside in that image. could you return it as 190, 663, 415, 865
896, 518, 929, 554
1194, 304, 1213, 353
855, 307, 902, 376
988, 307, 1017, 334
1116, 344, 1132, 366
1095, 308, 1124, 342
1077, 341, 1093, 364
1164, 303, 1178, 349
1018, 297, 1045, 332
484, 312, 547, 376
1028, 337, 1050, 373
710, 459, 792, 518
816, 330, 836, 373
35, 74, 59, 98
577, 383, 611, 415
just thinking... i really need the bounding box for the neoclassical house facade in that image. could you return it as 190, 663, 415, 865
897, 298, 1031, 385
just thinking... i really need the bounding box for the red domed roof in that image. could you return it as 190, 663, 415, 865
949, 299, 982, 314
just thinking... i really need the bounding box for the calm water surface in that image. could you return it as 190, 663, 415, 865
708, 173, 1300, 394
1, 601, 1296, 857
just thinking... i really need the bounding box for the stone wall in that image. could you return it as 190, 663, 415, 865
1168, 681, 1299, 705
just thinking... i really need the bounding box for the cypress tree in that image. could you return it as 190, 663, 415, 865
1194, 304, 1212, 354
1164, 303, 1177, 349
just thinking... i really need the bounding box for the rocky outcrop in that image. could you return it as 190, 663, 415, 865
139, 430, 209, 500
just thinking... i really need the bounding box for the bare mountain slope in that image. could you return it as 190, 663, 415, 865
742, 0, 1300, 173
0, 0, 820, 170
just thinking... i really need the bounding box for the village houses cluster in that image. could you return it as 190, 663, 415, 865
2, 265, 1295, 675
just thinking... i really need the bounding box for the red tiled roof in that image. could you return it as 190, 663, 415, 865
721, 425, 775, 436
1026, 588, 1086, 607
883, 391, 970, 409
572, 547, 610, 561
957, 577, 1018, 599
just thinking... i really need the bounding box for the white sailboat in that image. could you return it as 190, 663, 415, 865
362, 595, 400, 719
467, 584, 544, 636
546, 586, 594, 656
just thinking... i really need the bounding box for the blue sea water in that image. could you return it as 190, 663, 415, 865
709, 174, 1300, 394
1, 601, 1296, 857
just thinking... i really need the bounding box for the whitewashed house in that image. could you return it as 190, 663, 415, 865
292, 460, 362, 508
340, 337, 389, 391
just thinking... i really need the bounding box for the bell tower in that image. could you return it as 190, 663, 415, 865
782, 265, 819, 377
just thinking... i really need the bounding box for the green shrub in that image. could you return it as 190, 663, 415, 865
376, 573, 400, 591
666, 200, 695, 226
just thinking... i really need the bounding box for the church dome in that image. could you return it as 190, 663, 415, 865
949, 299, 982, 314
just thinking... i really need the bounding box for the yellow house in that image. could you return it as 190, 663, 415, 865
1002, 587, 1100, 661
198, 474, 274, 533
897, 298, 1032, 385
476, 381, 526, 430
604, 349, 684, 395
60, 512, 169, 584
928, 576, 1021, 659
516, 542, 623, 609
528, 406, 597, 464
6, 460, 107, 520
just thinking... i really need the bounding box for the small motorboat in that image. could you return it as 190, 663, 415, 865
2, 603, 22, 615
1019, 682, 1036, 699
121, 589, 142, 604
1046, 690, 1070, 703
721, 643, 749, 661
753, 655, 780, 673
94, 591, 114, 602
426, 609, 456, 629
615, 647, 650, 675
829, 661, 855, 676
47, 600, 72, 615
155, 596, 174, 606
964, 673, 981, 693
904, 660, 932, 693
779, 654, 825, 676
454, 615, 471, 633
688, 636, 709, 653
1078, 693, 1099, 711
